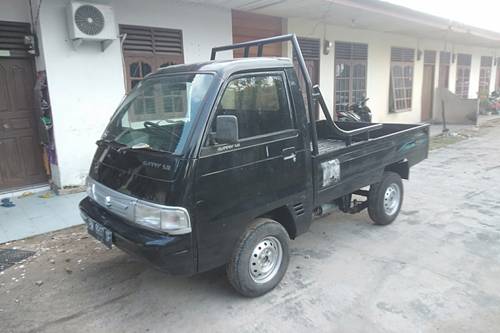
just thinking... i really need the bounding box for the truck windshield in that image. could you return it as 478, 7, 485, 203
103, 73, 214, 154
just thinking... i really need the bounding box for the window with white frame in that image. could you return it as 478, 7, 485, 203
334, 42, 368, 112
479, 56, 493, 96
455, 54, 472, 99
389, 47, 415, 113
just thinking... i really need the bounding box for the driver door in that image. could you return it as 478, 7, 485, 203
194, 71, 308, 272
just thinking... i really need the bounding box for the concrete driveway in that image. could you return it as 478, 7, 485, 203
1, 123, 500, 333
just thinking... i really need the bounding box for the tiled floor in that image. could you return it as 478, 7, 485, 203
0, 191, 86, 244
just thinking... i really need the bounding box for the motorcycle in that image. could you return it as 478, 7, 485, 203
336, 97, 372, 123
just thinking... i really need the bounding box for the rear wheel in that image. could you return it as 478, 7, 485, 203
227, 218, 290, 297
368, 172, 403, 225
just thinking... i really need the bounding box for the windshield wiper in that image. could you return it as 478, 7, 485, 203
117, 143, 167, 153
96, 138, 126, 148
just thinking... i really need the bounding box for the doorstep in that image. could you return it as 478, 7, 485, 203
0, 190, 86, 244
0, 183, 51, 199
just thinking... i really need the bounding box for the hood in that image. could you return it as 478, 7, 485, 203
89, 144, 188, 205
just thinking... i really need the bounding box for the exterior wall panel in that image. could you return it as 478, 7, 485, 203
288, 17, 500, 124
37, 0, 233, 187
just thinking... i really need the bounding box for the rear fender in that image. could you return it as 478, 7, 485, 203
385, 160, 409, 180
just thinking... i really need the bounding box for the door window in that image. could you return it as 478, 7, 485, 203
211, 74, 293, 141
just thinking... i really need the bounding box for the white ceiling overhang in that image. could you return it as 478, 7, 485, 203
186, 0, 500, 49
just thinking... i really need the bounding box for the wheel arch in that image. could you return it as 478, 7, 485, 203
260, 206, 297, 239
385, 160, 409, 180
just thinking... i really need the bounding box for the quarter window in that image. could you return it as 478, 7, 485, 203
213, 74, 293, 140
389, 47, 415, 113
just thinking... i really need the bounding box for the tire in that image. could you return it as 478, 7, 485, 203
227, 218, 290, 297
368, 172, 403, 225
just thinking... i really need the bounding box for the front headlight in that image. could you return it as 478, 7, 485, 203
134, 201, 191, 235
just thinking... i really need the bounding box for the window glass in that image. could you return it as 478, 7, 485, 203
212, 74, 293, 141
389, 47, 415, 113
479, 57, 492, 96
141, 63, 152, 76
334, 42, 368, 112
104, 74, 214, 154
130, 62, 140, 77
456, 67, 471, 98
389, 63, 414, 112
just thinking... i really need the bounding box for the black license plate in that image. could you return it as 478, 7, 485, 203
86, 218, 113, 249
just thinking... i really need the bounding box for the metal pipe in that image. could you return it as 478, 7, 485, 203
210, 33, 320, 155
290, 34, 319, 155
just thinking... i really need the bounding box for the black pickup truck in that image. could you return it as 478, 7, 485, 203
79, 34, 429, 297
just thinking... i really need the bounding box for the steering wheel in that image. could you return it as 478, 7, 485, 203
144, 121, 180, 139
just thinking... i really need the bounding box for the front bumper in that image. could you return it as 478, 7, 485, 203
79, 197, 195, 276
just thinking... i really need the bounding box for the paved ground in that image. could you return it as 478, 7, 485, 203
1, 122, 500, 333
0, 192, 85, 244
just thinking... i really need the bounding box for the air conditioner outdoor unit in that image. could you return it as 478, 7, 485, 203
66, 1, 117, 51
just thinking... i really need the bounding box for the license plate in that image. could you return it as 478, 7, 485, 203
86, 218, 113, 249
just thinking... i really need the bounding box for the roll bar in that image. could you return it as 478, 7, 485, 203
313, 86, 382, 146
210, 34, 382, 151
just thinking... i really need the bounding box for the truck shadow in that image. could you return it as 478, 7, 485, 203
77, 250, 237, 300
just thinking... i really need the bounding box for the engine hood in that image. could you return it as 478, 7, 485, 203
89, 144, 188, 205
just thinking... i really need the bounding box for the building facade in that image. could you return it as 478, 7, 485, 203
1, 0, 499, 193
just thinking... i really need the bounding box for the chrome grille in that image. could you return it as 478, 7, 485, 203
87, 178, 136, 221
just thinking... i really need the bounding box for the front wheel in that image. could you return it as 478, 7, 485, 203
227, 218, 290, 297
368, 172, 403, 225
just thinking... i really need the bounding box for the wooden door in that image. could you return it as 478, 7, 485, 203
421, 64, 435, 121
0, 58, 46, 190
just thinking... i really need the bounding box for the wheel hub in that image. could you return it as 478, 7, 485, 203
383, 183, 401, 216
249, 236, 283, 284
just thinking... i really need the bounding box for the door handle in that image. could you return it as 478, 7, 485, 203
283, 153, 296, 162
282, 147, 297, 162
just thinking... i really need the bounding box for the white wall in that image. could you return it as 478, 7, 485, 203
38, 0, 125, 188
287, 18, 500, 124
288, 18, 423, 124
37, 0, 232, 187
115, 0, 233, 64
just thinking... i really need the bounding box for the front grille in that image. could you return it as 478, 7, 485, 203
87, 178, 136, 221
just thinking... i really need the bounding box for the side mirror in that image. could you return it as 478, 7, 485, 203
215, 115, 239, 144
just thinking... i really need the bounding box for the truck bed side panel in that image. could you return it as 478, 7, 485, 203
314, 124, 429, 206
